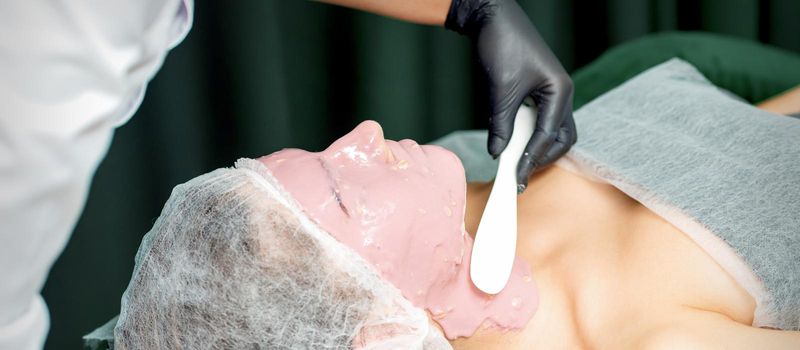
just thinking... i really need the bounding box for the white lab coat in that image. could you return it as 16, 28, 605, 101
0, 1, 192, 348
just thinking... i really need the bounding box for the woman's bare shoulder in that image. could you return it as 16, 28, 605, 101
757, 85, 800, 116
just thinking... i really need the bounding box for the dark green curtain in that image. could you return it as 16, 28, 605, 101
41, 1, 799, 348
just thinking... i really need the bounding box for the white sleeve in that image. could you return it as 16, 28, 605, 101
0, 1, 192, 349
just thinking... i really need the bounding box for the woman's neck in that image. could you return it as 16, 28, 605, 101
456, 165, 757, 349
463, 165, 637, 267
456, 165, 651, 349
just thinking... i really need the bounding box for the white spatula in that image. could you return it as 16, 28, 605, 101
470, 104, 535, 294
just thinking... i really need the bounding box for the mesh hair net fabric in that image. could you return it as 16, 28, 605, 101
114, 158, 451, 349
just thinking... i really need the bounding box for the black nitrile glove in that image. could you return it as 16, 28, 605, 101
446, 0, 576, 192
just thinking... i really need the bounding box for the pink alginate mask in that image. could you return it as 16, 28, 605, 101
259, 120, 538, 339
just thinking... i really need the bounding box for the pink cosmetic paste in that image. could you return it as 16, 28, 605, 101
258, 120, 538, 339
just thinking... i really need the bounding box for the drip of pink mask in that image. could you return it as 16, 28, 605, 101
259, 121, 538, 339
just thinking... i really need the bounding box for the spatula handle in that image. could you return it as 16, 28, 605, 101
470, 105, 535, 294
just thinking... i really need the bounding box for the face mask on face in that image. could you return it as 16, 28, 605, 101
115, 158, 451, 350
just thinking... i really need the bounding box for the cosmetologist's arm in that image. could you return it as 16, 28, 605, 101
315, 0, 451, 25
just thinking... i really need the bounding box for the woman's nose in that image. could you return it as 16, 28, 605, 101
326, 120, 394, 161
355, 121, 396, 162
360, 121, 395, 162
351, 120, 384, 147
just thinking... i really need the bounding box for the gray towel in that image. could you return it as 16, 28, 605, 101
433, 59, 800, 330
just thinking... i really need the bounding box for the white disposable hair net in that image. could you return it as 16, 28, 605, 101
114, 158, 451, 349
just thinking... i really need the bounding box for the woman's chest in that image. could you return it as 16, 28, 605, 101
513, 167, 755, 348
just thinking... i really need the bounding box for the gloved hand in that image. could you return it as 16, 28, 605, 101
445, 0, 576, 192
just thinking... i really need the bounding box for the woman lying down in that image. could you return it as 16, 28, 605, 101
114, 59, 800, 349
